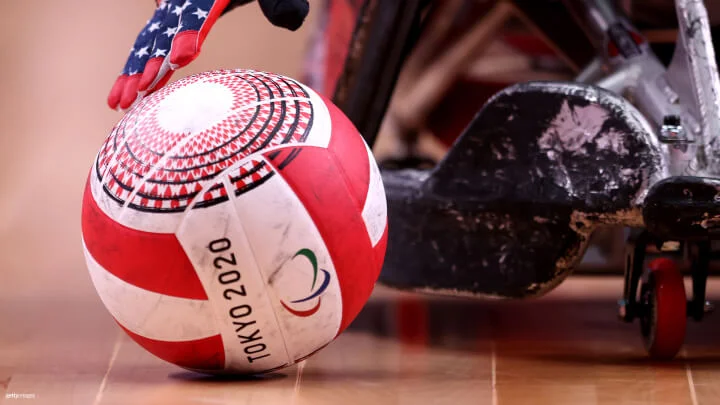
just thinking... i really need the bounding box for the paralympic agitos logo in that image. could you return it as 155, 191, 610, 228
280, 248, 331, 317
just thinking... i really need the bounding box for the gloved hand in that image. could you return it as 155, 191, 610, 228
107, 0, 310, 110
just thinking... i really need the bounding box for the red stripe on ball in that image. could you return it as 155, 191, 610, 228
318, 95, 370, 211
81, 177, 208, 300
118, 323, 225, 371
264, 102, 384, 335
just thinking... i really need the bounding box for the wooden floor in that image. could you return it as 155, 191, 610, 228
3, 276, 720, 405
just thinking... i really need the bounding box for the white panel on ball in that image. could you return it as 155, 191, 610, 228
361, 141, 388, 247
176, 183, 291, 373
83, 241, 218, 342
228, 161, 343, 361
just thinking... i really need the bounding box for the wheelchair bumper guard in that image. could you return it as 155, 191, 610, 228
377, 81, 666, 298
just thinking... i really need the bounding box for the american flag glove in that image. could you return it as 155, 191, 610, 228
107, 0, 310, 110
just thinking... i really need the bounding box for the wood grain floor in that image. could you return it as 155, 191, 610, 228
3, 277, 720, 405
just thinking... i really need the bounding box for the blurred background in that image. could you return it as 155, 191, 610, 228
0, 1, 319, 301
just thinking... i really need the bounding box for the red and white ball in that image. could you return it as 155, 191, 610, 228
80, 69, 388, 374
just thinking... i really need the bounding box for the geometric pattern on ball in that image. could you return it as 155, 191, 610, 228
80, 69, 388, 375
95, 70, 314, 213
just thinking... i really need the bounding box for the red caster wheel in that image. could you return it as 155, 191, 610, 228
639, 258, 687, 360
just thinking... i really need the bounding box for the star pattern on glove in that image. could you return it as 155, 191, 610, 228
108, 0, 310, 111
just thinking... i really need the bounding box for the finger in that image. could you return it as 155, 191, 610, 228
124, 70, 173, 111
138, 0, 183, 92
140, 57, 175, 96
152, 69, 175, 94
138, 17, 174, 92
119, 75, 142, 110
257, 0, 309, 31
169, 0, 231, 67
137, 54, 167, 93
109, 4, 168, 109
109, 41, 152, 110
117, 41, 155, 110
108, 74, 128, 110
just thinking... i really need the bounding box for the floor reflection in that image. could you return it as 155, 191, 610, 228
5, 278, 720, 404
346, 281, 720, 363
